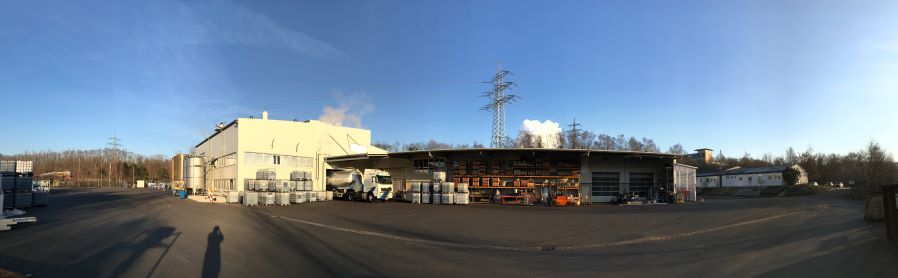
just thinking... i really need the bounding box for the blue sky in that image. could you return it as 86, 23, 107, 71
1, 0, 896, 157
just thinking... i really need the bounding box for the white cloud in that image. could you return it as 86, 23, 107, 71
521, 119, 563, 148
319, 91, 374, 128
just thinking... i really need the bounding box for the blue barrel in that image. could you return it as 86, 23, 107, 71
179, 190, 186, 199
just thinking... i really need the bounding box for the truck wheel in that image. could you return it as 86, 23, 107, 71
366, 193, 374, 202
345, 191, 354, 201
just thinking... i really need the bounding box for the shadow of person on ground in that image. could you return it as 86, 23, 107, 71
202, 226, 224, 278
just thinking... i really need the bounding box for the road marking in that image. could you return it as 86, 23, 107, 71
271, 205, 824, 252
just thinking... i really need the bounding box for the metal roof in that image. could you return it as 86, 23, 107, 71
194, 120, 238, 148
697, 165, 795, 177
326, 148, 680, 162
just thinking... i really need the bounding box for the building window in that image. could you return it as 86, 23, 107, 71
414, 159, 445, 171
244, 152, 312, 168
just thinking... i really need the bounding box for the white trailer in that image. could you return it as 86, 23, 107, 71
327, 169, 393, 202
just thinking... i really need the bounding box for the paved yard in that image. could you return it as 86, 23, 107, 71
0, 188, 895, 277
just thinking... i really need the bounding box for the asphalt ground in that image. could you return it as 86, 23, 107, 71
0, 188, 896, 277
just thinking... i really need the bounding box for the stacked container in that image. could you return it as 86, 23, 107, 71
259, 192, 275, 205
243, 191, 259, 206
441, 193, 455, 204
32, 192, 49, 206
290, 191, 307, 203
275, 192, 291, 206
1, 161, 36, 209
15, 192, 32, 208
455, 182, 470, 205
256, 169, 277, 180
226, 191, 240, 203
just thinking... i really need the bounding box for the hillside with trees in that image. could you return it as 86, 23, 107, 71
0, 149, 171, 187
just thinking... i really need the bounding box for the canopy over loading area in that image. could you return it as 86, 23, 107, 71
326, 148, 684, 203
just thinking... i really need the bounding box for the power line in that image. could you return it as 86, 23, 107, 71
568, 118, 581, 149
106, 134, 123, 187
480, 63, 519, 148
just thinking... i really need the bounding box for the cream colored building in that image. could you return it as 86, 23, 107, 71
192, 112, 385, 192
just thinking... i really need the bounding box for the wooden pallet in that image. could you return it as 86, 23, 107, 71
0, 217, 37, 231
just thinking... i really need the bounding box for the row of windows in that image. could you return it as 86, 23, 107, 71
701, 175, 782, 183
413, 159, 446, 170
244, 152, 314, 168
210, 179, 236, 191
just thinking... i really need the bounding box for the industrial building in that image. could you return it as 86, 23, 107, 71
697, 165, 808, 187
177, 112, 696, 204
173, 112, 386, 194
327, 149, 696, 203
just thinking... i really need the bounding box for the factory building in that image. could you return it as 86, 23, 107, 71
697, 164, 808, 187
327, 149, 694, 203
181, 112, 695, 203
184, 112, 385, 193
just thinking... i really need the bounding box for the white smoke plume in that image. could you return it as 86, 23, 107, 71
521, 119, 562, 148
319, 91, 373, 128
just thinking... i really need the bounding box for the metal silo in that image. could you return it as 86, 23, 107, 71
184, 156, 205, 191
171, 154, 187, 185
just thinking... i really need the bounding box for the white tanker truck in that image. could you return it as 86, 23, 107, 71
327, 169, 393, 202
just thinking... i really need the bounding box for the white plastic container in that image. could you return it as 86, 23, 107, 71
275, 192, 291, 206
308, 191, 318, 202
432, 182, 441, 194
441, 182, 455, 193
441, 193, 454, 204
454, 192, 470, 205
290, 192, 306, 203
316, 191, 326, 201
326, 191, 334, 201
433, 193, 442, 205
421, 193, 431, 204
243, 191, 259, 206
456, 183, 469, 193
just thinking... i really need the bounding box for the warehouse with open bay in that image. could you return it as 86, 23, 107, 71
174, 112, 696, 205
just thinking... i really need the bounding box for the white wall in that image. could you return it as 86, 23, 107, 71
718, 173, 785, 187
698, 176, 719, 188
194, 117, 373, 192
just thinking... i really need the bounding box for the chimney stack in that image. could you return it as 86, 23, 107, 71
262, 111, 268, 120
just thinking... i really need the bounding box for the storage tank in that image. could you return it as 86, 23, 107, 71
184, 157, 205, 190
171, 154, 187, 185
326, 170, 358, 187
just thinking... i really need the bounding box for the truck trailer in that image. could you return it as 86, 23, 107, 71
327, 169, 393, 202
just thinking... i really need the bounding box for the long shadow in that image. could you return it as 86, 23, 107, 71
104, 227, 178, 277
201, 226, 224, 278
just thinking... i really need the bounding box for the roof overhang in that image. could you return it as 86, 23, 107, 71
325, 153, 389, 163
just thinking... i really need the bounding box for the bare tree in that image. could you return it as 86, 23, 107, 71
667, 143, 686, 155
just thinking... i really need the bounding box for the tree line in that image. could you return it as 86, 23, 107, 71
374, 128, 661, 152
674, 141, 897, 197
0, 149, 171, 187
